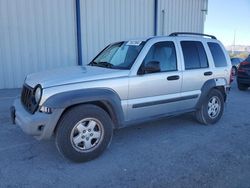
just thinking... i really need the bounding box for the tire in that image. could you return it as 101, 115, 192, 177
195, 89, 224, 125
237, 82, 248, 91
55, 104, 113, 163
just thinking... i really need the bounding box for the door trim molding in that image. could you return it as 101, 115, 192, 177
132, 94, 199, 108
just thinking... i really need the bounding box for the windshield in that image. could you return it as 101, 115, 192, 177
89, 41, 145, 69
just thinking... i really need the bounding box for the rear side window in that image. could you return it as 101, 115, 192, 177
208, 42, 227, 67
181, 41, 208, 70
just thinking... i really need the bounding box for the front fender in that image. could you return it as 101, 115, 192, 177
43, 88, 125, 128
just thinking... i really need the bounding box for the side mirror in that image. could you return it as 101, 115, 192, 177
142, 61, 160, 74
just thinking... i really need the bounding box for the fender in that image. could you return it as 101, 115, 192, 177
196, 78, 227, 109
43, 88, 125, 128
214, 77, 227, 87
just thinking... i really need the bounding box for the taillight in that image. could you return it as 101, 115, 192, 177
240, 61, 250, 66
238, 61, 249, 72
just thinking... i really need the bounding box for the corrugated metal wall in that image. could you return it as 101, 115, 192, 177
80, 0, 155, 64
157, 0, 207, 35
0, 0, 207, 88
0, 0, 77, 88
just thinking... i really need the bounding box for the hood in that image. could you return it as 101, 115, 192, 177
25, 66, 129, 88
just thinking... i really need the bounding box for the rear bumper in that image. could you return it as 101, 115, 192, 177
11, 98, 64, 140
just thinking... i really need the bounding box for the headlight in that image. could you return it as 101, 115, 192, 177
34, 85, 42, 103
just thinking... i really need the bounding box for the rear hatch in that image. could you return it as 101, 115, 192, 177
238, 57, 250, 78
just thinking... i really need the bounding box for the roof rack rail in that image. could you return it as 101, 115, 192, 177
169, 32, 217, 39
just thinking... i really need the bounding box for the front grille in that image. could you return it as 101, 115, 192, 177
21, 84, 37, 114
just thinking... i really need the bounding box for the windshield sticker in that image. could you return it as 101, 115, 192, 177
126, 41, 142, 46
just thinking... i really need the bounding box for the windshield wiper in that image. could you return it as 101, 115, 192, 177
89, 61, 114, 68
89, 61, 98, 66
98, 62, 114, 68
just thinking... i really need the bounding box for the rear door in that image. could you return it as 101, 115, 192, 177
178, 40, 211, 110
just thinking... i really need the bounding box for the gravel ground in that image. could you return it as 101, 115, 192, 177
0, 82, 250, 188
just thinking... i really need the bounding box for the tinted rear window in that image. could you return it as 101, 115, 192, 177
208, 42, 227, 67
181, 41, 208, 70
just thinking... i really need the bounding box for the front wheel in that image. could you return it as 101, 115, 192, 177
55, 104, 113, 162
195, 89, 224, 125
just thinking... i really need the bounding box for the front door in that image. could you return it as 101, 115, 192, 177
126, 40, 183, 121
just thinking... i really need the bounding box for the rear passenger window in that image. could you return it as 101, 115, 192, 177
208, 42, 227, 67
181, 41, 208, 70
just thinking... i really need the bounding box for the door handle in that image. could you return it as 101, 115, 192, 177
167, 75, 180, 81
204, 71, 213, 76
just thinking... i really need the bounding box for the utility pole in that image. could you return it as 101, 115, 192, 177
232, 30, 236, 55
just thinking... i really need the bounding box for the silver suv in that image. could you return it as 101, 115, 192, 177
11, 33, 231, 162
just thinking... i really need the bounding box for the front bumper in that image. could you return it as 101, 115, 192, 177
11, 98, 64, 140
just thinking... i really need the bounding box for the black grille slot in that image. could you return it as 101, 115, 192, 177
21, 85, 37, 114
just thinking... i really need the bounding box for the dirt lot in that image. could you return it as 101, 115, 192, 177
0, 82, 250, 188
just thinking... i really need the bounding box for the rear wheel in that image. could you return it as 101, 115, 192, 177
55, 104, 113, 162
195, 89, 224, 125
237, 82, 248, 91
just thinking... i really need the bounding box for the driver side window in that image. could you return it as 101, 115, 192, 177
143, 41, 177, 73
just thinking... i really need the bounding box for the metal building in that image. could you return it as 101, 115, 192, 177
0, 0, 208, 88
